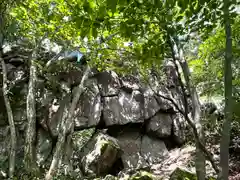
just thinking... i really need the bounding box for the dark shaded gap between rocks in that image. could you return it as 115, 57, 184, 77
108, 157, 124, 176
106, 123, 145, 137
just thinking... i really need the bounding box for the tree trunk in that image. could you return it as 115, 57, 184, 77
24, 53, 38, 174
0, 4, 17, 178
219, 0, 233, 179
178, 48, 206, 180
62, 80, 74, 176
62, 134, 74, 175
45, 66, 91, 180
169, 36, 206, 179
0, 53, 17, 178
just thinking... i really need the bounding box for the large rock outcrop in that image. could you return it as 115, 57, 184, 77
0, 44, 189, 178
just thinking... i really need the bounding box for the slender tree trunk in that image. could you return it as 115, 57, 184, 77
23, 32, 55, 175
62, 134, 74, 175
0, 52, 17, 178
45, 66, 91, 180
24, 52, 38, 174
219, 0, 233, 179
62, 79, 74, 176
178, 48, 206, 180
169, 36, 206, 179
0, 4, 17, 178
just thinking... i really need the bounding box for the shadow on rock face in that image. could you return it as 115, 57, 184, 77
108, 157, 124, 176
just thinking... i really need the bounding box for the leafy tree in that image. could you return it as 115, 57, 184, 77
93, 1, 222, 179
40, 0, 222, 178
9, 0, 81, 174
4, 0, 239, 179
186, 1, 239, 179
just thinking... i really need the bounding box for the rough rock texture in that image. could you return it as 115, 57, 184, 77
96, 71, 121, 96
46, 94, 71, 137
99, 174, 118, 180
169, 167, 198, 180
127, 171, 153, 180
143, 88, 174, 120
0, 44, 191, 178
141, 136, 169, 165
172, 113, 187, 144
36, 128, 53, 166
0, 127, 10, 164
0, 127, 25, 179
112, 128, 169, 170
151, 145, 217, 180
80, 133, 122, 176
116, 130, 147, 170
103, 90, 144, 126
74, 78, 102, 129
169, 167, 216, 180
147, 112, 173, 138
98, 171, 154, 180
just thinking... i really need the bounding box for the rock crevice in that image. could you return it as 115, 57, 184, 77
0, 46, 190, 178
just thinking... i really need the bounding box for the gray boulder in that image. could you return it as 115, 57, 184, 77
103, 90, 144, 126
143, 87, 174, 119
74, 78, 102, 129
143, 89, 162, 119
36, 128, 53, 166
116, 131, 147, 169
117, 130, 169, 170
0, 127, 10, 157
147, 112, 173, 138
169, 167, 216, 180
141, 135, 169, 165
80, 133, 122, 176
0, 127, 10, 179
163, 64, 179, 87
47, 95, 71, 137
96, 71, 121, 96
172, 113, 187, 145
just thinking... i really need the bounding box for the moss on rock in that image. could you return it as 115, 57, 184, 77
169, 167, 216, 180
130, 171, 153, 180
93, 174, 117, 180
169, 167, 197, 180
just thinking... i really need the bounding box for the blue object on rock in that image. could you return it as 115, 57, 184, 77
46, 50, 85, 67
65, 50, 83, 63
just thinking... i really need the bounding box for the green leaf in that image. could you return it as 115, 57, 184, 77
91, 25, 98, 38
176, 15, 184, 22
107, 0, 117, 13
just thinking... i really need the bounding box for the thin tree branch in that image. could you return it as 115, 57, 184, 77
167, 34, 219, 175
147, 79, 219, 174
0, 50, 17, 178
45, 66, 91, 180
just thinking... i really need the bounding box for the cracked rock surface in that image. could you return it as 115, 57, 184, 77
0, 45, 190, 177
